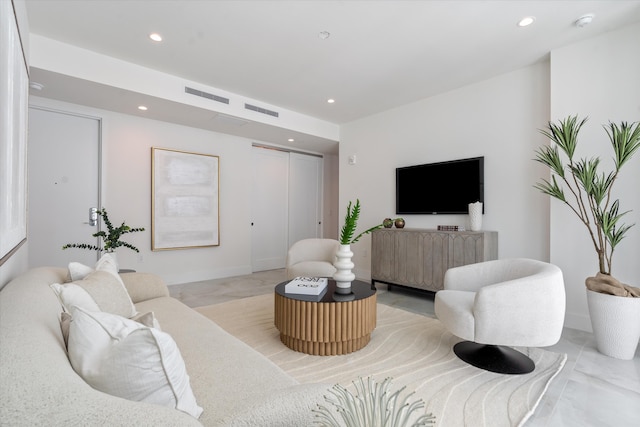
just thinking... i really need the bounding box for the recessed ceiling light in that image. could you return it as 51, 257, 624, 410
149, 33, 163, 42
518, 16, 536, 27
327, 98, 335, 104
138, 105, 148, 111
288, 138, 295, 142
318, 31, 330, 40
574, 14, 595, 28
29, 82, 44, 91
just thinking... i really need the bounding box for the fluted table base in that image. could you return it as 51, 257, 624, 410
274, 288, 377, 356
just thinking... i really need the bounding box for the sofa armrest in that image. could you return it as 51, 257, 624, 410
120, 272, 170, 303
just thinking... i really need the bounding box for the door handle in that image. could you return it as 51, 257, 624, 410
88, 207, 98, 226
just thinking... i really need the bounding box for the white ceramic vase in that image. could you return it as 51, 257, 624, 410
468, 202, 483, 231
333, 244, 355, 294
586, 289, 640, 360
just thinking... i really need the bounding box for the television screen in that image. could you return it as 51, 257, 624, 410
396, 156, 484, 214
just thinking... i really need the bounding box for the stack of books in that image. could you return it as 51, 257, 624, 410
285, 277, 328, 295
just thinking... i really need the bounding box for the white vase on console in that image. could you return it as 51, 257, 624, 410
333, 244, 355, 294
468, 201, 483, 231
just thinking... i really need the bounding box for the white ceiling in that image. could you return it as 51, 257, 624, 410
24, 1, 640, 153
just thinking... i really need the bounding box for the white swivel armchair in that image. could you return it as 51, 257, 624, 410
434, 258, 565, 374
285, 238, 340, 280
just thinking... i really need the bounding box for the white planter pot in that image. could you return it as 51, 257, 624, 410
586, 289, 640, 360
333, 244, 355, 294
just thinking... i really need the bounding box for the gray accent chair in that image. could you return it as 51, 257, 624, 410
434, 258, 566, 374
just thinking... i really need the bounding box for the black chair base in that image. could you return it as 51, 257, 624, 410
453, 341, 535, 375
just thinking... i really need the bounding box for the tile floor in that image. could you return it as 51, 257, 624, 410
169, 269, 640, 427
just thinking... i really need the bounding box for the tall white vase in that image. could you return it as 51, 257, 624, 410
468, 202, 483, 231
587, 289, 640, 360
333, 244, 355, 294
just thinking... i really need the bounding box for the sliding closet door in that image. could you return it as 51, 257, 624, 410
251, 147, 323, 272
251, 147, 289, 271
288, 152, 322, 248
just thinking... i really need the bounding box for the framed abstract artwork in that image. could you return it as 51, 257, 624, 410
151, 148, 220, 250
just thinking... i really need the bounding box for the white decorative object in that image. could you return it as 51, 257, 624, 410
333, 244, 355, 294
314, 377, 435, 427
587, 289, 640, 360
468, 202, 483, 231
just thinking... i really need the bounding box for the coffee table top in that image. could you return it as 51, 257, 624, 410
275, 279, 375, 302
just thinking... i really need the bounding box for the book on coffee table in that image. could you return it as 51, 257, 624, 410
285, 277, 328, 295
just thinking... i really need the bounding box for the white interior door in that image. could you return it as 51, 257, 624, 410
27, 106, 100, 268
288, 153, 323, 247
251, 147, 289, 271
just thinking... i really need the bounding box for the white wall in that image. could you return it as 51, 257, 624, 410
339, 61, 551, 280
27, 96, 339, 285
549, 23, 640, 331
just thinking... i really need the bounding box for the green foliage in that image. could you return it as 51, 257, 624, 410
62, 208, 145, 253
534, 116, 640, 275
313, 376, 436, 427
339, 200, 383, 245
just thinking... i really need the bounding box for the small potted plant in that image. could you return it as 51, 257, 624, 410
63, 208, 145, 256
534, 115, 640, 359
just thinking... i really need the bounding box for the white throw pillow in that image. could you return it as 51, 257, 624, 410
51, 269, 137, 318
60, 311, 161, 348
68, 252, 120, 281
68, 306, 202, 419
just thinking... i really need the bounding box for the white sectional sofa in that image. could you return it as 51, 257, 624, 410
0, 266, 330, 426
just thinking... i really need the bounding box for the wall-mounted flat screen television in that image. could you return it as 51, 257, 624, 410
396, 156, 484, 214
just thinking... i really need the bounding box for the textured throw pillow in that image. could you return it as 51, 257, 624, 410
68, 252, 120, 281
67, 307, 202, 419
51, 269, 137, 318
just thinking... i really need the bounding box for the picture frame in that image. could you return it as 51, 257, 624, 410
151, 147, 220, 250
0, 1, 29, 265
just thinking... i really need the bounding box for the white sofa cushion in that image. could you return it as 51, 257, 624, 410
68, 306, 203, 419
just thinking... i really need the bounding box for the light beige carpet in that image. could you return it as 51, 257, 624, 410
196, 294, 566, 427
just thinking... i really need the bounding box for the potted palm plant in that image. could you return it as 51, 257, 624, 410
534, 115, 640, 359
333, 200, 383, 295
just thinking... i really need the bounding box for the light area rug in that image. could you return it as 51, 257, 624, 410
196, 294, 566, 427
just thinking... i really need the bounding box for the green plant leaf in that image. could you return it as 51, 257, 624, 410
533, 116, 639, 276
62, 208, 145, 254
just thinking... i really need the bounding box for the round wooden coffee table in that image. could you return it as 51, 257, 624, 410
274, 279, 377, 356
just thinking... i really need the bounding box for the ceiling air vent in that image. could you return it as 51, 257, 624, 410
185, 86, 229, 104
244, 103, 279, 118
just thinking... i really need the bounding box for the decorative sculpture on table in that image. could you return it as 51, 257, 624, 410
334, 200, 383, 296
314, 376, 436, 427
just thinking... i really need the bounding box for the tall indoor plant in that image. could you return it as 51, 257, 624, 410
534, 115, 640, 359
333, 200, 383, 295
